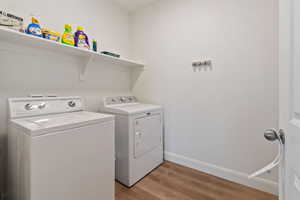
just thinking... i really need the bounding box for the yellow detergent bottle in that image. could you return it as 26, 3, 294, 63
61, 24, 75, 46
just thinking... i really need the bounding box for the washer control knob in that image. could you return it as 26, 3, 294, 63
68, 101, 76, 108
25, 103, 34, 110
38, 102, 46, 109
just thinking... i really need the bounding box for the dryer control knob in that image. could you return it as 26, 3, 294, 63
25, 103, 34, 110
120, 97, 126, 102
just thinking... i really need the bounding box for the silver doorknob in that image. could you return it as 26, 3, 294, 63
264, 129, 285, 144
264, 129, 278, 142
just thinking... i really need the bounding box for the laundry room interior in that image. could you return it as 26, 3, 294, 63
0, 0, 282, 200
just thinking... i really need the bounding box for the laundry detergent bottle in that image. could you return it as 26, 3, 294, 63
74, 27, 90, 49
61, 24, 75, 46
26, 17, 42, 37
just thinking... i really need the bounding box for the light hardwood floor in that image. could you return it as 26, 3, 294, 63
115, 161, 278, 200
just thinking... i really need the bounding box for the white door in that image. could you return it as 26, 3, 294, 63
279, 0, 300, 199
134, 114, 162, 158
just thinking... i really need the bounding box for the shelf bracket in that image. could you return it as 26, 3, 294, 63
80, 55, 94, 81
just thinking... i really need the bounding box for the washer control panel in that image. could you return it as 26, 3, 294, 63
9, 97, 83, 119
105, 96, 138, 106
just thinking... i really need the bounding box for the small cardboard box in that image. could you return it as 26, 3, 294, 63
0, 11, 24, 31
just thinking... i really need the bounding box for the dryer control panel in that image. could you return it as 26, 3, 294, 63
105, 96, 138, 106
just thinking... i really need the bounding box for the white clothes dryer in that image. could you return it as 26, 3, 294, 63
100, 96, 164, 187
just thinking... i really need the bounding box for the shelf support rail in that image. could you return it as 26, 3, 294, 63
80, 54, 94, 81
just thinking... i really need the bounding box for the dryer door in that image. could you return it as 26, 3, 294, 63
134, 113, 162, 159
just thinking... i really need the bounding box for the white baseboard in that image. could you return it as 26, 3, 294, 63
164, 151, 278, 195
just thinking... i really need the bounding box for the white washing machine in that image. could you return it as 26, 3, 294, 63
8, 96, 115, 200
100, 96, 164, 187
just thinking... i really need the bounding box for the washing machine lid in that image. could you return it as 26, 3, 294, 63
11, 111, 114, 136
103, 103, 162, 115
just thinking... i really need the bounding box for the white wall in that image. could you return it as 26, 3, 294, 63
130, 0, 279, 194
1, 0, 280, 195
0, 0, 132, 193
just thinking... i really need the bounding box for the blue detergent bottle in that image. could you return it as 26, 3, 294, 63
26, 17, 42, 37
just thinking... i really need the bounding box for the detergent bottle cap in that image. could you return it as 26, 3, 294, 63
77, 26, 84, 31
32, 17, 39, 24
64, 24, 72, 32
